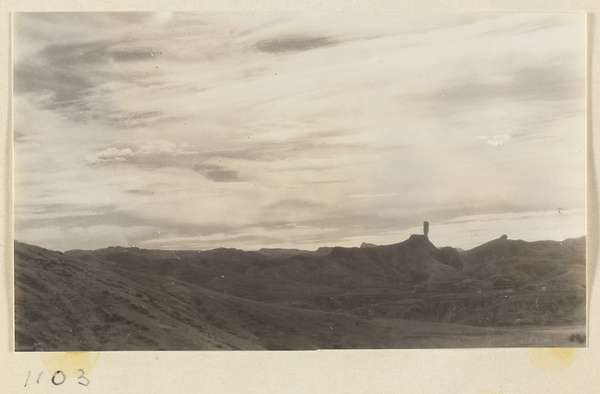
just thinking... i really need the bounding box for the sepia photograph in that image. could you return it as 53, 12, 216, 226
13, 12, 586, 351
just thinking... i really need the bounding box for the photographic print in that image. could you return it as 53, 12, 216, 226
13, 12, 586, 351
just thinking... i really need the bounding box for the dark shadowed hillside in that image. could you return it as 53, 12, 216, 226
14, 235, 586, 351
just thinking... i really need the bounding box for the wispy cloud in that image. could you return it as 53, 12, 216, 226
192, 162, 243, 183
438, 57, 583, 111
13, 12, 586, 251
255, 35, 340, 53
86, 140, 196, 166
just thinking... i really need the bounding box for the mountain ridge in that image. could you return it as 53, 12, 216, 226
14, 234, 586, 350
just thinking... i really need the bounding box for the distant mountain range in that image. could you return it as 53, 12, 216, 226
14, 234, 586, 351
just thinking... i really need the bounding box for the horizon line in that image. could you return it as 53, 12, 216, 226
13, 233, 587, 255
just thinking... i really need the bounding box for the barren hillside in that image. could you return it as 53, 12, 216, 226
14, 235, 586, 351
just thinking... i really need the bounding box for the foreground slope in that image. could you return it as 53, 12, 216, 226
14, 235, 586, 350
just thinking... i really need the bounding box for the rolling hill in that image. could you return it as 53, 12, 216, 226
14, 234, 586, 351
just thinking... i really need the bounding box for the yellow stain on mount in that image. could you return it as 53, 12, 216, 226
527, 348, 579, 372
40, 352, 101, 377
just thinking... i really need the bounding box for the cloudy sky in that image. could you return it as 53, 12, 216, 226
13, 12, 586, 252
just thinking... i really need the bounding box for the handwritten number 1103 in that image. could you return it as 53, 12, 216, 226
24, 369, 89, 387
